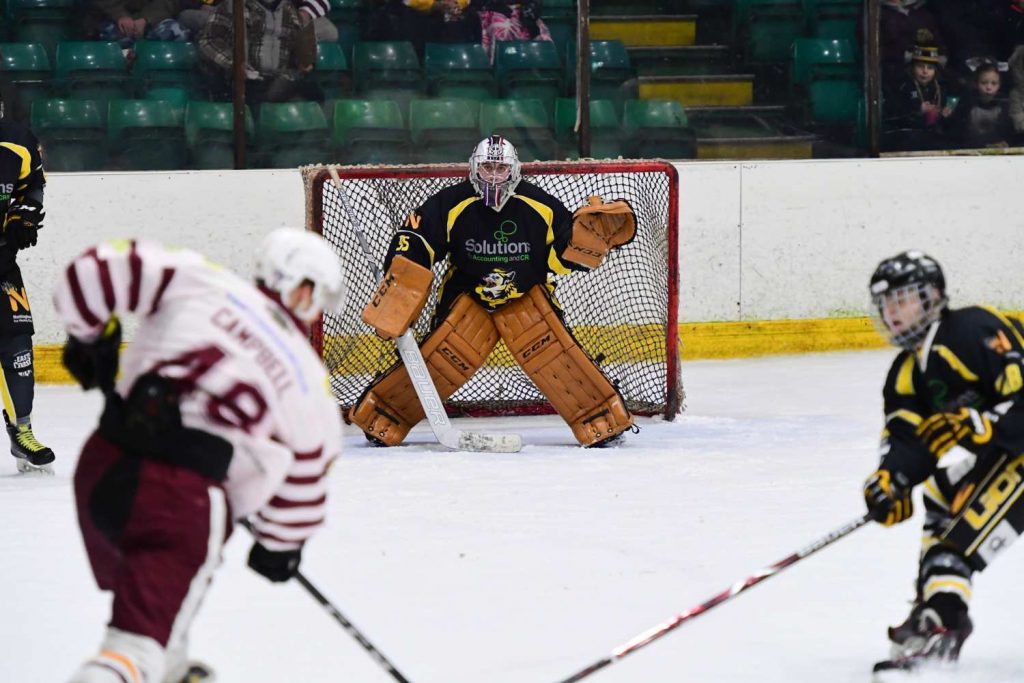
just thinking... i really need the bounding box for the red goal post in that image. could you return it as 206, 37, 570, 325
302, 159, 683, 421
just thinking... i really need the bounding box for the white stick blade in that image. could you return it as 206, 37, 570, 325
443, 431, 523, 453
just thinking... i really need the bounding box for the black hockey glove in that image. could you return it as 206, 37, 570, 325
864, 468, 914, 526
247, 541, 302, 583
62, 318, 122, 392
916, 408, 994, 458
4, 198, 44, 250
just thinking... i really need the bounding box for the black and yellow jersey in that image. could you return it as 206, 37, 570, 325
381, 179, 579, 316
0, 122, 43, 272
879, 305, 1024, 485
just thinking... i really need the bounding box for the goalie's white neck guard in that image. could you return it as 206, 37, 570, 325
469, 135, 522, 212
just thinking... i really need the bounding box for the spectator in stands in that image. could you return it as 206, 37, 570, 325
181, 0, 336, 42
366, 0, 480, 57
883, 43, 954, 151
873, 1, 946, 87
948, 61, 1015, 147
294, 0, 340, 43
197, 0, 322, 104
931, 0, 1007, 74
85, 0, 189, 47
477, 0, 552, 63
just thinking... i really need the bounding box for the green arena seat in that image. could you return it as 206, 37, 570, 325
791, 38, 860, 123
9, 0, 75, 59
622, 99, 695, 159
332, 98, 408, 164
55, 41, 129, 112
311, 41, 350, 99
31, 97, 106, 170
494, 40, 564, 117
0, 41, 52, 112
584, 40, 637, 112
132, 40, 197, 97
107, 98, 185, 170
424, 42, 497, 100
479, 98, 558, 161
184, 100, 253, 169
409, 97, 478, 163
328, 0, 364, 53
733, 0, 806, 64
351, 41, 424, 116
554, 97, 623, 159
803, 0, 860, 42
257, 100, 330, 168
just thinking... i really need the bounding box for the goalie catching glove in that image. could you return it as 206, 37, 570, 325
563, 195, 637, 269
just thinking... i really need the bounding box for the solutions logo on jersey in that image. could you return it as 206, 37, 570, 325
465, 220, 531, 263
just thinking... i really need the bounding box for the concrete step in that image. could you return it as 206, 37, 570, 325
685, 106, 816, 159
639, 73, 754, 107
590, 15, 697, 47
629, 45, 733, 76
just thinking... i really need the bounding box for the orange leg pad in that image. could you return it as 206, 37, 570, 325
493, 286, 633, 446
350, 294, 498, 445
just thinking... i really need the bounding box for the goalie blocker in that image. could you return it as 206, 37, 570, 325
354, 285, 632, 447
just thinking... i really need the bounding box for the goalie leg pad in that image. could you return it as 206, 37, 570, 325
493, 286, 632, 446
351, 294, 498, 445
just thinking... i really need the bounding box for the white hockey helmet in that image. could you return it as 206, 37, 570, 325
469, 135, 521, 211
255, 227, 345, 324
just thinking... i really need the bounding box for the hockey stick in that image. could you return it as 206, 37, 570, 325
554, 512, 873, 682
325, 166, 521, 453
241, 520, 413, 683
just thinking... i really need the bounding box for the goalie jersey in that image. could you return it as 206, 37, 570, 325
52, 241, 342, 550
383, 179, 583, 313
879, 305, 1024, 486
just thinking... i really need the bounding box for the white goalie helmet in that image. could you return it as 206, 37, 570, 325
255, 227, 345, 324
469, 135, 521, 211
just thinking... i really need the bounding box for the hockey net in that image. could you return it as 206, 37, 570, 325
302, 159, 682, 420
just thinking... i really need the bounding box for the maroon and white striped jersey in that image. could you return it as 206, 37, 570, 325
53, 240, 342, 551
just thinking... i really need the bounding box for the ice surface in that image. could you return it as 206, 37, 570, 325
2, 351, 1022, 682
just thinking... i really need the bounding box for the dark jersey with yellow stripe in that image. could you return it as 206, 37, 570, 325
382, 179, 578, 315
0, 122, 44, 273
879, 305, 1024, 485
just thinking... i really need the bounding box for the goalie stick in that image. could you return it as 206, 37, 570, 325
326, 167, 522, 453
554, 512, 873, 682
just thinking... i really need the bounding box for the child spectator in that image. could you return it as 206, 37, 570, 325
883, 43, 955, 151
949, 62, 1015, 147
477, 0, 552, 62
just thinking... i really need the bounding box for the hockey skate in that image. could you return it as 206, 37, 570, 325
872, 601, 972, 674
4, 411, 54, 474
175, 661, 215, 682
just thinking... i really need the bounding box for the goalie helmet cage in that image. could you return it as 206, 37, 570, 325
302, 159, 683, 421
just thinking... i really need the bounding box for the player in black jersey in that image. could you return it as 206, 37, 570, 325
0, 121, 53, 473
351, 135, 637, 447
862, 250, 1024, 672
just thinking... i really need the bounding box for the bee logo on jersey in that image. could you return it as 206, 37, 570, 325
475, 268, 522, 307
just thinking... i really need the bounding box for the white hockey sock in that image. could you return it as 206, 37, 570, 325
69, 627, 166, 683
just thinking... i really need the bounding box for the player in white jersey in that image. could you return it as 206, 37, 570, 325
54, 229, 344, 683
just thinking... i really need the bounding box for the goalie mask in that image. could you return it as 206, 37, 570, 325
869, 250, 948, 350
469, 135, 521, 211
256, 227, 345, 324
